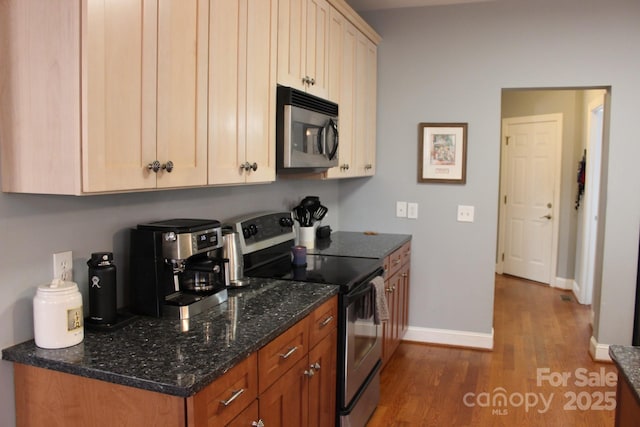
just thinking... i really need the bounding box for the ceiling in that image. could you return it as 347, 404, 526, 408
345, 0, 495, 12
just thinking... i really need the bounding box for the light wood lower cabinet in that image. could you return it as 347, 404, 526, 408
12, 296, 338, 427
381, 242, 411, 368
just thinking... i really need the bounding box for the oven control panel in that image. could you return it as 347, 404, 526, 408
226, 212, 295, 254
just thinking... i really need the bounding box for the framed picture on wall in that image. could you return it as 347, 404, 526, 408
418, 122, 468, 184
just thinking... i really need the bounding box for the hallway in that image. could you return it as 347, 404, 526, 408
368, 274, 616, 426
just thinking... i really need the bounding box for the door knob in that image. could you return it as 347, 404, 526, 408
147, 160, 161, 173
540, 214, 552, 220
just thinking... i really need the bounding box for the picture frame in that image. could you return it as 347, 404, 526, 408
418, 122, 468, 184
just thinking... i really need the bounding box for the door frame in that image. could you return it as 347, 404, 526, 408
576, 95, 605, 304
496, 113, 563, 286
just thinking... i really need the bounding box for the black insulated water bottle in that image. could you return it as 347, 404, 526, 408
87, 252, 117, 324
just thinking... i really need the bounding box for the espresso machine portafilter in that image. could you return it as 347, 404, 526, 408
130, 219, 229, 319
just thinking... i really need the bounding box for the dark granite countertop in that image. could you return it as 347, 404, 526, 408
609, 345, 640, 404
2, 278, 338, 398
309, 231, 411, 259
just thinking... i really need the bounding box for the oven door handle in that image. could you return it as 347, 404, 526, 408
345, 279, 378, 305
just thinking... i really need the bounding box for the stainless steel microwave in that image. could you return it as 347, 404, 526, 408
276, 86, 339, 173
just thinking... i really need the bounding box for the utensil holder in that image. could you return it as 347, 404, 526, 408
298, 226, 315, 249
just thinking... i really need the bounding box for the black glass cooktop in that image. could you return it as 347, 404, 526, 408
246, 254, 382, 292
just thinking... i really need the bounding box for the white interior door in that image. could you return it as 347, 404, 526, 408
500, 114, 562, 284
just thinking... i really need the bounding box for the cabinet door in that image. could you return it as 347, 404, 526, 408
308, 328, 337, 427
226, 400, 260, 427
83, 0, 158, 192
209, 0, 276, 185
244, 0, 277, 183
277, 0, 306, 91
325, 8, 356, 178
259, 357, 309, 427
304, 0, 330, 98
353, 32, 377, 176
155, 0, 209, 188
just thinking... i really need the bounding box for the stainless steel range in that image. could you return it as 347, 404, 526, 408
227, 212, 383, 427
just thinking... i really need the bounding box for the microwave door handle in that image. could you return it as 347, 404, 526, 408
317, 125, 325, 155
327, 119, 339, 160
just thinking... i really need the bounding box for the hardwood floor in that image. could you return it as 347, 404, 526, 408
368, 274, 617, 427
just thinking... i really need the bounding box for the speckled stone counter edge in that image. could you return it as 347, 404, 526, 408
609, 345, 640, 405
2, 279, 338, 397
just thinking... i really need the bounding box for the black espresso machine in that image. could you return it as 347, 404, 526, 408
130, 219, 229, 319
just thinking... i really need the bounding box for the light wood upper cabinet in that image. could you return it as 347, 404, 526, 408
325, 7, 378, 179
209, 0, 277, 185
354, 32, 377, 176
277, 0, 330, 98
85, 0, 209, 192
1, 0, 208, 194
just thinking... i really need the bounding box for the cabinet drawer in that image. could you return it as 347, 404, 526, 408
385, 246, 404, 278
309, 296, 338, 348
258, 317, 309, 393
187, 353, 258, 427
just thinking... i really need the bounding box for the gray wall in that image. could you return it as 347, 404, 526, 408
0, 181, 340, 426
339, 0, 640, 343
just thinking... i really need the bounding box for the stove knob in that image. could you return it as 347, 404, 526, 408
242, 227, 251, 239
249, 224, 258, 236
279, 217, 293, 227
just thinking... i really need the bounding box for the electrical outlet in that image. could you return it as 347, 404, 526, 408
396, 201, 407, 218
457, 205, 475, 223
407, 202, 419, 219
53, 251, 73, 281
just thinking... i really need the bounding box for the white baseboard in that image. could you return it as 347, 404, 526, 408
589, 336, 611, 362
553, 277, 574, 290
404, 326, 494, 350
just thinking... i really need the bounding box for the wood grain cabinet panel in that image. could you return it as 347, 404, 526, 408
277, 0, 330, 98
208, 0, 277, 185
258, 316, 309, 394
382, 243, 411, 368
186, 354, 258, 427
0, 0, 208, 194
14, 364, 185, 427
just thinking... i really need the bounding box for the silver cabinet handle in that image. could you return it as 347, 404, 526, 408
147, 160, 161, 173
280, 346, 298, 359
320, 316, 334, 327
311, 362, 321, 370
241, 162, 258, 171
304, 369, 315, 377
252, 420, 265, 427
162, 160, 174, 173
220, 388, 244, 406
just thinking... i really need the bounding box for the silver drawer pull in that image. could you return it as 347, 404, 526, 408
220, 388, 245, 406
252, 420, 265, 427
394, 259, 401, 265
304, 369, 315, 377
312, 362, 321, 370
280, 346, 298, 359
320, 316, 334, 327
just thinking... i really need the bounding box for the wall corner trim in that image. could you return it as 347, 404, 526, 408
404, 326, 494, 350
589, 335, 611, 362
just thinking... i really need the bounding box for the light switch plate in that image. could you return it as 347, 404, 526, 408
457, 205, 475, 223
407, 202, 418, 219
396, 201, 407, 218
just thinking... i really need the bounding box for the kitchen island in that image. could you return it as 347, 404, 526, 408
2, 278, 338, 426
